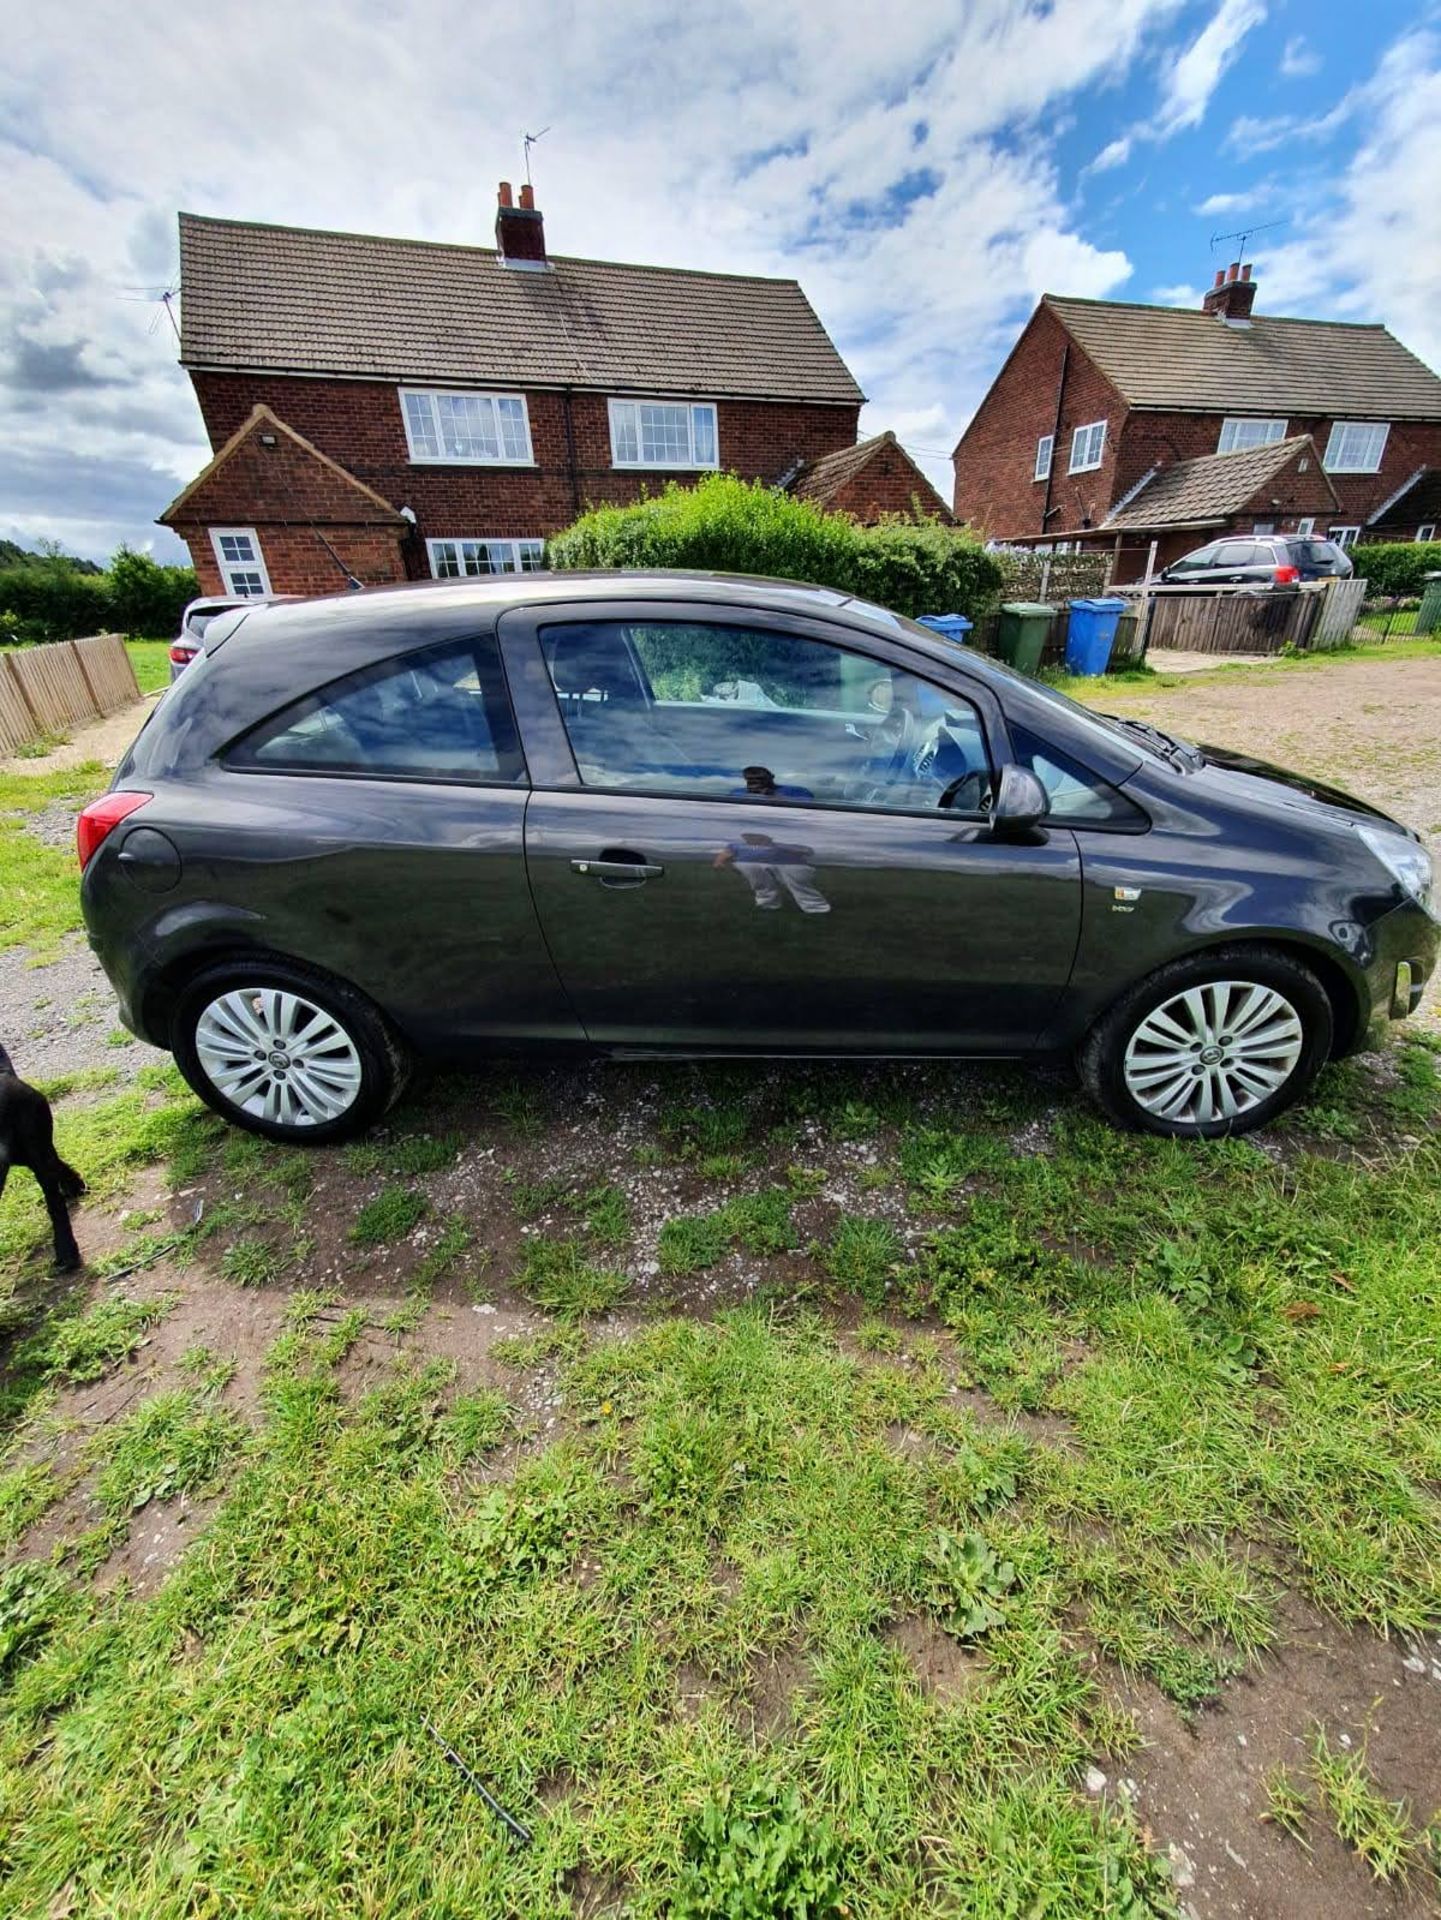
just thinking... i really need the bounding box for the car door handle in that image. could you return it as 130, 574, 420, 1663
571, 857, 665, 881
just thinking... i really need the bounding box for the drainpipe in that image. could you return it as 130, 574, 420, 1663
561, 389, 581, 515
1041, 341, 1069, 531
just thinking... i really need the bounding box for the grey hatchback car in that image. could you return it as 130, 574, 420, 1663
79, 573, 1436, 1144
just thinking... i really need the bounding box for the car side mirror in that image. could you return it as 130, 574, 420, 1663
991, 765, 1049, 835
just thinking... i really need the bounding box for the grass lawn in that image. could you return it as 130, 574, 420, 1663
125, 636, 172, 695
1, 692, 1440, 1914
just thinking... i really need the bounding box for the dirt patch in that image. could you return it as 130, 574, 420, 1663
744, 1640, 812, 1739
0, 932, 165, 1088
1100, 1596, 1441, 1918
0, 694, 155, 776
888, 1613, 988, 1705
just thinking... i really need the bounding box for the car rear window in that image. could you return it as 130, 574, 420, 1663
1290, 541, 1340, 565
227, 637, 526, 785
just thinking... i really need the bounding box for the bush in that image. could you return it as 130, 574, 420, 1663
547, 473, 1002, 620
0, 546, 198, 645
1351, 541, 1440, 598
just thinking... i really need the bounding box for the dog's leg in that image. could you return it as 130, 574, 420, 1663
36, 1161, 83, 1272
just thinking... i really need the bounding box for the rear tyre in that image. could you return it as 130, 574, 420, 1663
1078, 947, 1333, 1139
172, 959, 409, 1144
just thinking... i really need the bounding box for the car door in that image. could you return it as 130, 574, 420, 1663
499, 603, 1083, 1054
1209, 540, 1259, 584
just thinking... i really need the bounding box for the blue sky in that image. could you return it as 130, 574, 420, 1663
1, 0, 1437, 562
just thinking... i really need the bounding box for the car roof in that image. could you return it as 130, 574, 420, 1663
205, 569, 962, 664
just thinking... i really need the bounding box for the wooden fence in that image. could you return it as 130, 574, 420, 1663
0, 634, 140, 756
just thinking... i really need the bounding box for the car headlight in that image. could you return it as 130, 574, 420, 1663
1358, 825, 1433, 908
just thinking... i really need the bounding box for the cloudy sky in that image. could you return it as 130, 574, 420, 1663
2, 0, 1438, 564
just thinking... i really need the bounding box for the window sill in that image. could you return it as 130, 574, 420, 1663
407, 457, 538, 469
1068, 463, 1103, 476
1322, 466, 1382, 476
612, 463, 722, 474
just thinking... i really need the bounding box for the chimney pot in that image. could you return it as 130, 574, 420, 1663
498, 180, 514, 207
1202, 260, 1258, 322
1213, 269, 1225, 287
519, 182, 535, 210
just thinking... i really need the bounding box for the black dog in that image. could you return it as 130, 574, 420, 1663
0, 1044, 85, 1272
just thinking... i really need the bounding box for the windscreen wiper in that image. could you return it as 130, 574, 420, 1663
1109, 716, 1205, 771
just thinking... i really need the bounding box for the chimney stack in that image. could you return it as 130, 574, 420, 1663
495, 180, 547, 268
1202, 260, 1257, 323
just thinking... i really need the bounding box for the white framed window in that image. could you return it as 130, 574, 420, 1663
1329, 525, 1360, 549
609, 399, 719, 470
1417, 524, 1437, 542
428, 538, 545, 578
210, 527, 270, 597
1323, 421, 1389, 473
1033, 434, 1053, 482
1296, 517, 1315, 536
1068, 419, 1107, 474
1218, 417, 1287, 455
400, 389, 533, 465
1252, 521, 1276, 535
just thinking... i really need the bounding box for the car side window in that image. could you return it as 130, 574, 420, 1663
1008, 722, 1145, 826
539, 620, 994, 817
228, 637, 526, 784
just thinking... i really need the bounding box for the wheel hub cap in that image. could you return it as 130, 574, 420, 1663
195, 988, 363, 1128
1123, 979, 1304, 1126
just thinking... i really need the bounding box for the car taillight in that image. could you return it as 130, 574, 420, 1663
77, 791, 151, 870
169, 643, 198, 664
1274, 564, 1299, 584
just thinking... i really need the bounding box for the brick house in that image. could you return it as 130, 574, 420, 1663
160, 186, 866, 596
950, 264, 1441, 579
784, 430, 953, 523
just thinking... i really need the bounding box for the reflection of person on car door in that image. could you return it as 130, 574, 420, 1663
714, 831, 831, 914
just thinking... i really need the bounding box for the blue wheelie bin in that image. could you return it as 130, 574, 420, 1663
916, 613, 973, 649
1064, 596, 1127, 676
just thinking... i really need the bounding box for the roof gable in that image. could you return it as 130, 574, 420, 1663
789, 430, 952, 519
178, 212, 864, 407
1046, 296, 1441, 421
158, 405, 407, 527
1102, 435, 1338, 531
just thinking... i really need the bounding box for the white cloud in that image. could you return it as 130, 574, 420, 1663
1194, 188, 1267, 215
1255, 29, 1441, 368
1154, 0, 1267, 135
0, 0, 1186, 550
1280, 34, 1321, 78
1151, 281, 1202, 305
1085, 136, 1134, 174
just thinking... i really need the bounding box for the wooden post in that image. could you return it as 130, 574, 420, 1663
2, 651, 41, 731
66, 639, 102, 717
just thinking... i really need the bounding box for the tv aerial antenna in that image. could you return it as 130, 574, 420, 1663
1208, 218, 1284, 258
523, 127, 550, 185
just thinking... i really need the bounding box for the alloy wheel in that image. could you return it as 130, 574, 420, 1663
1122, 979, 1304, 1126
194, 987, 364, 1128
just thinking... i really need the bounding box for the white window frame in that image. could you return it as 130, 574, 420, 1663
1068, 419, 1107, 474
1218, 417, 1288, 455
1417, 523, 1437, 542
1323, 421, 1389, 474
427, 537, 545, 578
1329, 525, 1361, 550
1033, 434, 1054, 482
400, 389, 534, 466
210, 527, 271, 597
608, 398, 719, 471
1295, 518, 1315, 536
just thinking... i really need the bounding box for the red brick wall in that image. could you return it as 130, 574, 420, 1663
167, 417, 404, 529
188, 373, 860, 566
176, 522, 408, 597
950, 304, 1126, 539
823, 443, 953, 523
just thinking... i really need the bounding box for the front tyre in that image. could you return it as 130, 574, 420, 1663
173, 961, 408, 1143
1079, 947, 1333, 1138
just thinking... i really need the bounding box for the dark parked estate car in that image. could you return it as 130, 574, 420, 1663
80, 573, 1435, 1144
1160, 534, 1354, 587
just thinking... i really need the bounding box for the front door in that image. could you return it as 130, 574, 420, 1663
508, 609, 1082, 1053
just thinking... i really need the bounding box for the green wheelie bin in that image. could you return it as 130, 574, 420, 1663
996, 602, 1054, 677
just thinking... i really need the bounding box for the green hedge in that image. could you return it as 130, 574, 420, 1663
1351, 541, 1441, 598
547, 474, 1002, 621
0, 549, 198, 645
